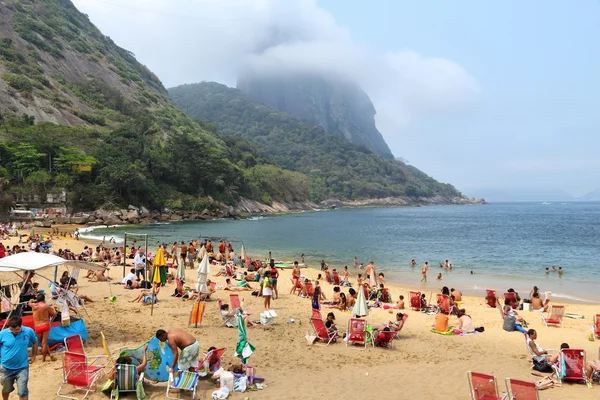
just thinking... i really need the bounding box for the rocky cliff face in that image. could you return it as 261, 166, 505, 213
236, 72, 393, 158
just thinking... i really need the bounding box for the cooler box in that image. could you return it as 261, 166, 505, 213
260, 310, 277, 325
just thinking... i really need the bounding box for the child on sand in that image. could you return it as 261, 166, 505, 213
395, 295, 405, 310
437, 273, 442, 280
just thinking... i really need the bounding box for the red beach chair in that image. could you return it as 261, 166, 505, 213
541, 305, 565, 328
410, 291, 421, 310
311, 308, 322, 320
373, 330, 395, 349
229, 293, 241, 310
57, 351, 106, 399
504, 378, 539, 400
346, 318, 368, 349
504, 292, 518, 309
305, 281, 315, 297
485, 289, 497, 308
594, 314, 600, 337
291, 277, 302, 290
225, 265, 233, 277
64, 334, 108, 368
467, 371, 504, 400
310, 318, 337, 345
437, 293, 450, 314
325, 270, 333, 284
332, 270, 341, 285
559, 348, 588, 385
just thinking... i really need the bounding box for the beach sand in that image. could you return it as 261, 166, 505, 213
1, 231, 599, 399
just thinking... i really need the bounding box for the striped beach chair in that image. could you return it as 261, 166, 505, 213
111, 364, 144, 399
166, 371, 200, 400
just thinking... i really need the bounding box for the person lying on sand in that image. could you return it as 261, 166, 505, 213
130, 283, 160, 303
224, 278, 253, 291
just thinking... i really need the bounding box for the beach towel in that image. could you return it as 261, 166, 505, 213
118, 337, 174, 382
431, 326, 455, 336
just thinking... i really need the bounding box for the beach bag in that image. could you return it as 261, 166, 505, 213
533, 358, 553, 373
502, 316, 516, 332
535, 376, 560, 390
140, 281, 151, 289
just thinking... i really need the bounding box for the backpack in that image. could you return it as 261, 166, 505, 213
140, 280, 151, 289
533, 358, 554, 373
502, 315, 516, 332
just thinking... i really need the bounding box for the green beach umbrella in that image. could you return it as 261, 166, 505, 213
234, 311, 255, 363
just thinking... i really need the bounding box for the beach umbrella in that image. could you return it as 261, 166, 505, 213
234, 311, 255, 363
199, 245, 207, 259
151, 246, 166, 284
240, 245, 247, 261
176, 255, 186, 281
353, 285, 369, 317
196, 255, 210, 294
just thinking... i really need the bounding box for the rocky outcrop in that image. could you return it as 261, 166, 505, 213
320, 196, 486, 208
233, 198, 319, 214
236, 72, 394, 158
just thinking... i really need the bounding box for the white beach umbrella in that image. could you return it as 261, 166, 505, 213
353, 286, 369, 317
199, 245, 207, 259
196, 255, 210, 293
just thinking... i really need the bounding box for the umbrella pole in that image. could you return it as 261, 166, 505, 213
150, 285, 155, 316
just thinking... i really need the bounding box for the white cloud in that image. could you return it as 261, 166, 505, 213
72, 0, 481, 143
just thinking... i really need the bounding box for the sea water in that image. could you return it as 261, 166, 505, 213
82, 202, 600, 302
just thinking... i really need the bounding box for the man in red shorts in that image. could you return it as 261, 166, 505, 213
28, 294, 56, 362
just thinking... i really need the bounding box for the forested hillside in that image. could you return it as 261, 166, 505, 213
170, 82, 461, 201
0, 0, 308, 213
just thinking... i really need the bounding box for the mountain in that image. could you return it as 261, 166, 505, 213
236, 71, 394, 158
0, 0, 309, 213
578, 189, 600, 201
169, 82, 462, 202
468, 188, 574, 202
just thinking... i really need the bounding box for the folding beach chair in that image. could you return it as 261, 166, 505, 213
311, 308, 322, 320
486, 289, 497, 308
541, 305, 565, 328
558, 348, 588, 385
467, 371, 506, 400
198, 347, 226, 376
325, 270, 333, 284
410, 291, 421, 311
57, 351, 106, 399
65, 334, 108, 368
217, 300, 236, 327
437, 293, 450, 314
346, 318, 368, 349
100, 332, 126, 365
305, 281, 315, 297
373, 330, 395, 349
110, 364, 144, 399
504, 292, 518, 310
229, 293, 241, 310
225, 265, 233, 277
332, 271, 341, 285
504, 378, 539, 400
167, 371, 200, 400
310, 317, 338, 345
594, 314, 600, 338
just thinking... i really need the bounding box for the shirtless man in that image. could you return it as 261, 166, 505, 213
451, 288, 462, 302
156, 328, 199, 373
444, 260, 449, 269
420, 262, 428, 282
28, 294, 56, 362
530, 292, 550, 312
170, 242, 178, 266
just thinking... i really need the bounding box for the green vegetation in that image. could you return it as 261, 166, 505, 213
169, 82, 461, 201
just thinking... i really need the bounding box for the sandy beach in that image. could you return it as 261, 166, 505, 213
0, 230, 599, 399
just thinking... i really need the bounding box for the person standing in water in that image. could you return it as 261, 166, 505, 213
353, 257, 357, 268
421, 262, 428, 282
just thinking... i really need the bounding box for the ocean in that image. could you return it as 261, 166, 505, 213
81, 202, 600, 302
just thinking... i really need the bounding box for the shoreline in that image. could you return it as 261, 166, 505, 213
76, 224, 597, 305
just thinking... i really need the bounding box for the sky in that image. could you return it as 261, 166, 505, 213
70, 0, 600, 198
